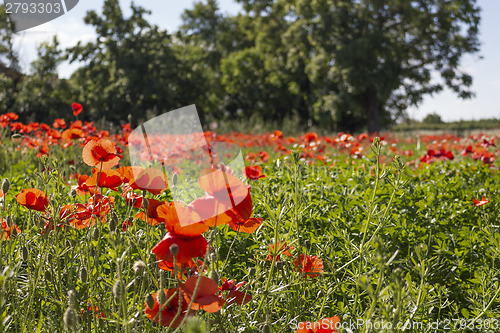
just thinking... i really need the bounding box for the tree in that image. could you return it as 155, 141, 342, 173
14, 37, 75, 121
423, 112, 444, 124
67, 0, 208, 124
0, 4, 22, 115
233, 0, 480, 133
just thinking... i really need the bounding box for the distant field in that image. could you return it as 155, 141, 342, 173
1, 113, 499, 332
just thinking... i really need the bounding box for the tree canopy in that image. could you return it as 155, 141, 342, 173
0, 0, 482, 133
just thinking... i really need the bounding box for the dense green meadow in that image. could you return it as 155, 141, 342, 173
0, 116, 499, 332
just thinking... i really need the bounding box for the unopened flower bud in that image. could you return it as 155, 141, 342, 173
92, 228, 100, 241
248, 267, 256, 277
142, 198, 149, 210
2, 178, 10, 194
11, 133, 22, 139
44, 270, 52, 282
79, 267, 88, 283
113, 280, 123, 302
67, 290, 77, 307
69, 188, 77, 198
169, 244, 179, 258
20, 246, 28, 261
109, 212, 118, 232
157, 289, 166, 307
262, 324, 271, 333
63, 307, 78, 330
172, 173, 178, 186
145, 293, 155, 310
133, 260, 146, 276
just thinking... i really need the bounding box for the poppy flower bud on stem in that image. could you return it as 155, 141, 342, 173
20, 246, 28, 261
109, 212, 118, 232
145, 293, 155, 310
169, 244, 179, 259
79, 267, 88, 283
92, 228, 100, 241
172, 173, 178, 186
133, 260, 146, 276
63, 307, 78, 330
142, 198, 149, 210
158, 289, 166, 308
2, 178, 10, 194
69, 188, 77, 198
44, 269, 52, 282
67, 290, 77, 307
113, 280, 123, 302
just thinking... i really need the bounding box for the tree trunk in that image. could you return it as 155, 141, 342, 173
365, 84, 380, 134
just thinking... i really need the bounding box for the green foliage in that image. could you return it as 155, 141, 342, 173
0, 0, 483, 132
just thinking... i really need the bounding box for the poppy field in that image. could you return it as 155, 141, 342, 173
1, 108, 500, 332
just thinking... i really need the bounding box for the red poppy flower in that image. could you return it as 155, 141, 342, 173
227, 217, 263, 233
266, 241, 294, 261
472, 196, 489, 206
220, 278, 252, 305
16, 188, 49, 212
293, 254, 324, 278
179, 276, 225, 313
135, 198, 166, 226
129, 167, 168, 195
156, 201, 209, 235
144, 288, 193, 327
85, 168, 123, 190
258, 151, 269, 162
197, 169, 253, 225
60, 203, 93, 229
152, 232, 208, 265
52, 118, 66, 129
72, 103, 83, 117
70, 174, 90, 196
62, 128, 84, 141
303, 132, 319, 143
244, 165, 266, 180
116, 166, 144, 184
297, 316, 340, 332
1, 218, 21, 240
82, 138, 121, 169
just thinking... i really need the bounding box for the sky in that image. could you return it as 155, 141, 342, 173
7, 0, 500, 122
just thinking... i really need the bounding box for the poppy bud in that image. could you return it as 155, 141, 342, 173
79, 267, 88, 283
304, 239, 310, 248
262, 324, 271, 333
145, 293, 155, 310
169, 244, 179, 259
1, 178, 10, 194
47, 253, 53, 262
63, 307, 78, 330
109, 212, 118, 232
113, 280, 123, 302
133, 260, 146, 276
67, 290, 77, 307
158, 289, 166, 307
92, 228, 100, 241
142, 198, 149, 210
127, 114, 132, 124
172, 173, 178, 186
11, 133, 22, 139
248, 267, 256, 277
69, 188, 77, 198
44, 270, 52, 282
20, 246, 28, 261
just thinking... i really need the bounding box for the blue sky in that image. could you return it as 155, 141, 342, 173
9, 0, 500, 121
